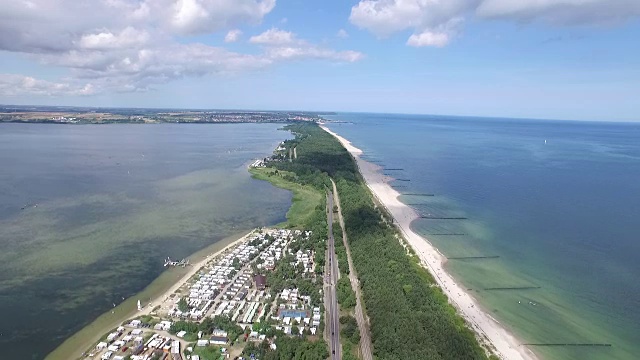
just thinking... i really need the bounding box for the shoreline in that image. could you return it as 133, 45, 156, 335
320, 125, 537, 360
46, 229, 254, 360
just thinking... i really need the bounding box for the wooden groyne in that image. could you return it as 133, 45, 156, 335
448, 255, 500, 260
523, 343, 612, 347
420, 216, 468, 220
403, 193, 435, 197
395, 179, 411, 182
484, 286, 541, 291
429, 233, 466, 236
384, 168, 404, 171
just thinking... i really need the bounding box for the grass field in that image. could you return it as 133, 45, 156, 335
250, 167, 323, 228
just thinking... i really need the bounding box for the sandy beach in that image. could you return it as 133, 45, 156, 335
321, 125, 537, 360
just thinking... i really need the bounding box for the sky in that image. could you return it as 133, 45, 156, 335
0, 0, 639, 121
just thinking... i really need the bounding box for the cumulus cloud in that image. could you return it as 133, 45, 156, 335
0, 0, 363, 96
477, 0, 640, 25
337, 29, 349, 38
224, 29, 243, 43
350, 0, 473, 46
249, 28, 300, 45
168, 0, 275, 35
406, 17, 462, 47
0, 74, 95, 96
350, 0, 640, 46
76, 27, 150, 50
251, 28, 364, 62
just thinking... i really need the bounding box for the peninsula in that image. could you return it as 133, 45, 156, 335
49, 121, 534, 360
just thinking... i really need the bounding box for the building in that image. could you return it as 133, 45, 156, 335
209, 335, 228, 345
254, 274, 267, 290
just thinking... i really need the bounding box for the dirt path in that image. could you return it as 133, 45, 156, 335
331, 179, 374, 360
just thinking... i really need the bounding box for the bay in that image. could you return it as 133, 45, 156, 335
0, 123, 292, 359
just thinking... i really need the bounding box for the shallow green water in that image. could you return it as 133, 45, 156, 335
0, 123, 292, 359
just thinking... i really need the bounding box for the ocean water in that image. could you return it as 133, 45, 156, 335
0, 123, 292, 359
325, 114, 640, 360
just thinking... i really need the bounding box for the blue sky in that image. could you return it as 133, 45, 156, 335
0, 0, 639, 121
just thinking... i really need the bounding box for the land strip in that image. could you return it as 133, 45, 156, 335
325, 191, 342, 359
331, 179, 374, 360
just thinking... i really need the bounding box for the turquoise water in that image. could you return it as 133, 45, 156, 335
325, 114, 640, 360
0, 123, 292, 359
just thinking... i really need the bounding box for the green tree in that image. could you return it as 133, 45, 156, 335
177, 297, 189, 312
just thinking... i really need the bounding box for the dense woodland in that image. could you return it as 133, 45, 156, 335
270, 123, 492, 360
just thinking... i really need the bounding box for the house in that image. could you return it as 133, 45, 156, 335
196, 339, 209, 347
210, 329, 228, 345
254, 274, 267, 290
130, 320, 142, 327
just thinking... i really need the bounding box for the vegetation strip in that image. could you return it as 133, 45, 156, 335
268, 123, 492, 359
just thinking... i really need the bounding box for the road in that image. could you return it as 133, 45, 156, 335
326, 191, 341, 360
331, 179, 374, 360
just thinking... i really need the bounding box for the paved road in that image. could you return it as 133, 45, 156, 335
326, 191, 341, 360
331, 179, 374, 360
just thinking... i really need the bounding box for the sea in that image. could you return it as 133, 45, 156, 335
324, 113, 640, 360
0, 123, 292, 359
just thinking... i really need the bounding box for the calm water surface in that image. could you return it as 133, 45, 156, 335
0, 123, 292, 359
326, 114, 640, 360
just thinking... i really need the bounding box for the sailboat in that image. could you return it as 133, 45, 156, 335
137, 300, 142, 311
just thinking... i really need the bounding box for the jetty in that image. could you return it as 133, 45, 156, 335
429, 233, 466, 236
523, 343, 612, 347
484, 286, 541, 291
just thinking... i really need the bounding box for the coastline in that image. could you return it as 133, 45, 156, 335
46, 230, 254, 360
320, 125, 537, 360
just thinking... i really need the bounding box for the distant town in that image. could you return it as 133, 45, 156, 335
0, 105, 329, 124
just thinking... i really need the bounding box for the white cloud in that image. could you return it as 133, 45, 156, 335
350, 0, 640, 47
250, 28, 300, 45
350, 0, 473, 47
251, 28, 364, 62
266, 47, 364, 62
477, 0, 640, 25
224, 29, 243, 43
167, 0, 276, 35
406, 17, 462, 47
0, 0, 363, 96
0, 74, 95, 96
337, 29, 349, 38
77, 27, 150, 50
